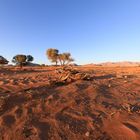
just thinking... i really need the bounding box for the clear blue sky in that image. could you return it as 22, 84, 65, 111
0, 0, 140, 64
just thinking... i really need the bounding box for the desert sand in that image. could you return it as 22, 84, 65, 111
0, 66, 140, 140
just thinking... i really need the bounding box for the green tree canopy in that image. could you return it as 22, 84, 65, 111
27, 55, 34, 62
12, 54, 34, 68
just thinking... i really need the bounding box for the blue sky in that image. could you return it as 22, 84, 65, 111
0, 0, 140, 64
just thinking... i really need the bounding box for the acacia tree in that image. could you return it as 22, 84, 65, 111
12, 55, 27, 68
12, 54, 34, 68
59, 53, 74, 65
46, 48, 74, 66
46, 48, 59, 65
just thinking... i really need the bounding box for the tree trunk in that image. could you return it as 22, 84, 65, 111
62, 60, 65, 66
20, 63, 23, 69
58, 58, 62, 66
55, 61, 58, 66
66, 61, 70, 65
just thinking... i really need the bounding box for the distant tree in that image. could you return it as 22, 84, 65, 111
26, 55, 34, 62
12, 55, 27, 68
0, 56, 9, 65
59, 53, 74, 65
46, 48, 74, 66
12, 55, 34, 68
46, 48, 59, 65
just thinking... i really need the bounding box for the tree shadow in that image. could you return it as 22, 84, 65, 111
93, 74, 115, 80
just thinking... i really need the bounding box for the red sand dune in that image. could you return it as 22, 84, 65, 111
0, 66, 140, 140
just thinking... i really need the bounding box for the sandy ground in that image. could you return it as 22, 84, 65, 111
0, 66, 140, 140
